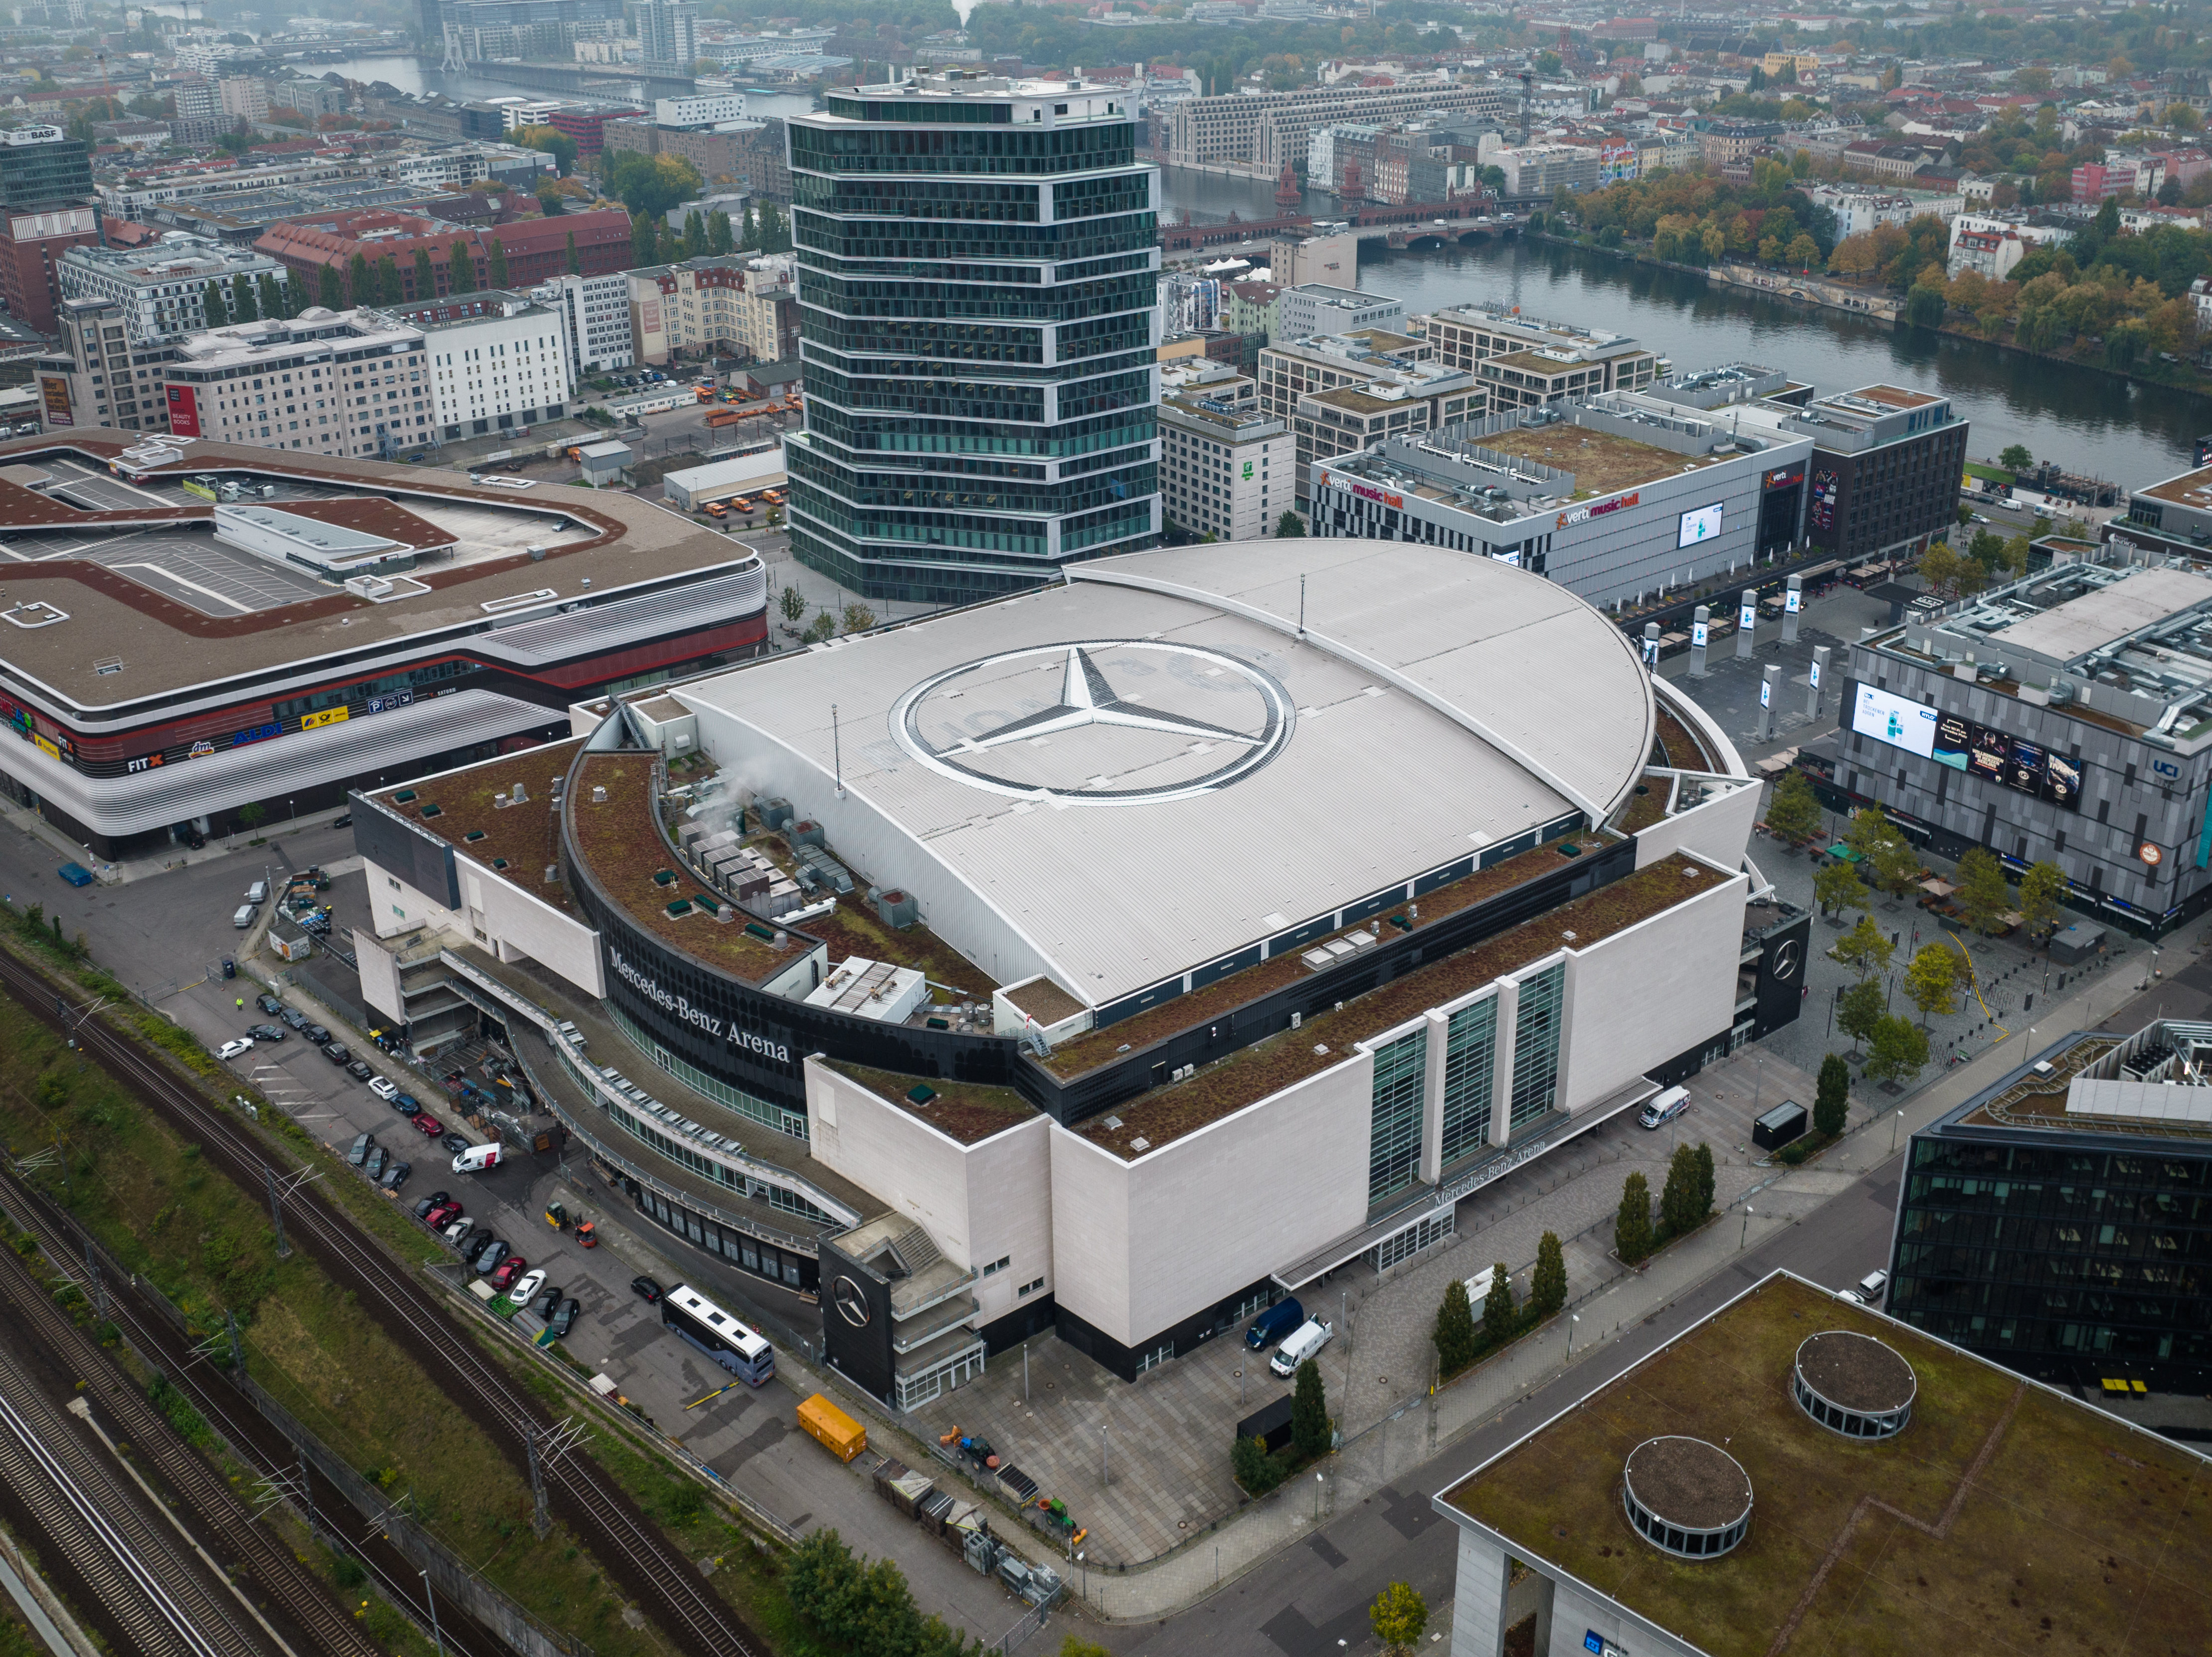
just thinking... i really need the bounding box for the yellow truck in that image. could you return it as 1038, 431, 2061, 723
796, 1394, 867, 1462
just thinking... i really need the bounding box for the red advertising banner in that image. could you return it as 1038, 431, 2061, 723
39, 376, 70, 427
165, 383, 199, 437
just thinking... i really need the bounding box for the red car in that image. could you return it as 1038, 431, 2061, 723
423, 1201, 462, 1229
412, 1114, 446, 1137
489, 1254, 528, 1291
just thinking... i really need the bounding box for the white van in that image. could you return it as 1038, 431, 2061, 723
1639, 1085, 1691, 1129
232, 904, 257, 928
245, 880, 269, 905
1269, 1317, 1334, 1377
451, 1142, 503, 1175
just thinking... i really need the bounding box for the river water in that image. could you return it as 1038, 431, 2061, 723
1155, 163, 2210, 487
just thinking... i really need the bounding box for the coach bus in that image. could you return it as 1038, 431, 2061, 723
662, 1284, 775, 1385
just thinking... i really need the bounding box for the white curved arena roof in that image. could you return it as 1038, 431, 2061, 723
674, 541, 1655, 1006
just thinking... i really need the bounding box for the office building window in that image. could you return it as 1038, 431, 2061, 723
1369, 1028, 1426, 1205
1510, 963, 1566, 1130
1441, 997, 1497, 1163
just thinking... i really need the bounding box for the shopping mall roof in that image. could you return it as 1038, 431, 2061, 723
670, 540, 1654, 1009
0, 432, 758, 717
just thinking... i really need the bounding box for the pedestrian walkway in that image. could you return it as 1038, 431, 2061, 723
1064, 949, 2150, 1622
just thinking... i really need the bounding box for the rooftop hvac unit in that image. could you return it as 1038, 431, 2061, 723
759, 797, 794, 830
590, 786, 607, 803
876, 888, 919, 930
792, 819, 825, 848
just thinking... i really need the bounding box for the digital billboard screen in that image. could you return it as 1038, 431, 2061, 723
1851, 685, 1938, 758
1676, 502, 1725, 548
1926, 710, 2079, 810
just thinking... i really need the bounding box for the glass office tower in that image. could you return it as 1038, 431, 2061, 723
785, 72, 1160, 606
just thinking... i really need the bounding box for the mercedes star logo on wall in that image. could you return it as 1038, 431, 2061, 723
1771, 939, 1801, 982
891, 640, 1296, 806
833, 1275, 872, 1327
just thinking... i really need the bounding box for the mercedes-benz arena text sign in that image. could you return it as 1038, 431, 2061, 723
891, 640, 1297, 807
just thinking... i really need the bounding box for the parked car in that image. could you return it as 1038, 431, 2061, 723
215, 1037, 255, 1061
629, 1275, 664, 1305
347, 1060, 373, 1082
246, 1023, 285, 1042
255, 993, 284, 1016
489, 1255, 527, 1290
1269, 1318, 1335, 1378
278, 1007, 309, 1031
393, 1093, 422, 1116
458, 1227, 494, 1261
368, 1076, 398, 1101
412, 1113, 446, 1138
330, 814, 351, 828
1840, 1268, 1889, 1306
1639, 1086, 1691, 1130
323, 1042, 351, 1065
422, 1201, 461, 1229
510, 1268, 546, 1306
474, 1239, 511, 1275
441, 1132, 469, 1154
380, 1160, 412, 1192
303, 1023, 331, 1044
412, 1194, 443, 1219
441, 1217, 474, 1243
364, 1145, 386, 1180
532, 1284, 562, 1320
348, 1133, 373, 1166
547, 1298, 580, 1339
1245, 1298, 1304, 1350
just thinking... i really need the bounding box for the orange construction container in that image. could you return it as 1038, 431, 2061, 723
797, 1394, 866, 1462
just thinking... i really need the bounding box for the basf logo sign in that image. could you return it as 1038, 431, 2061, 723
165, 384, 200, 438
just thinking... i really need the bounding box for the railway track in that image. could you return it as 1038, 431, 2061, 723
0, 946, 766, 1657
0, 1171, 402, 1657
0, 1306, 267, 1657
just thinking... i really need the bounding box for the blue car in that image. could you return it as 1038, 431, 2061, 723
1246, 1298, 1304, 1351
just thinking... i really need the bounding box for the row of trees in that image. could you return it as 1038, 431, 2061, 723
1429, 1231, 1568, 1378
1615, 1141, 1716, 1264
779, 586, 873, 643
201, 231, 590, 325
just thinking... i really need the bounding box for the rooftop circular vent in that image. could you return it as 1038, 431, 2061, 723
1793, 1330, 1916, 1440
1621, 1437, 1751, 1561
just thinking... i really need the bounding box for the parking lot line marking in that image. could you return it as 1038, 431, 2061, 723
112, 561, 255, 613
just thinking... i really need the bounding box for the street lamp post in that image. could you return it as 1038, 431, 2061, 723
1313, 1470, 1324, 1521
1567, 1312, 1580, 1357
1890, 1108, 1905, 1154
1077, 1552, 1086, 1602
1739, 1204, 1753, 1250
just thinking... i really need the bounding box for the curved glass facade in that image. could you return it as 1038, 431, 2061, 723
786, 76, 1161, 606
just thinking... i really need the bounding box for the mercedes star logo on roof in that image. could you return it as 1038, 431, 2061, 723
892, 639, 1296, 807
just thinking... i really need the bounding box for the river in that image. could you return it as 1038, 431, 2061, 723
296, 53, 820, 122
1154, 163, 2210, 488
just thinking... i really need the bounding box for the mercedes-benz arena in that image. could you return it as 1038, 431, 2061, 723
349, 540, 1808, 1407
0, 432, 767, 856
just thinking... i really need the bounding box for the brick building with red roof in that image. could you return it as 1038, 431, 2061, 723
254, 207, 633, 304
